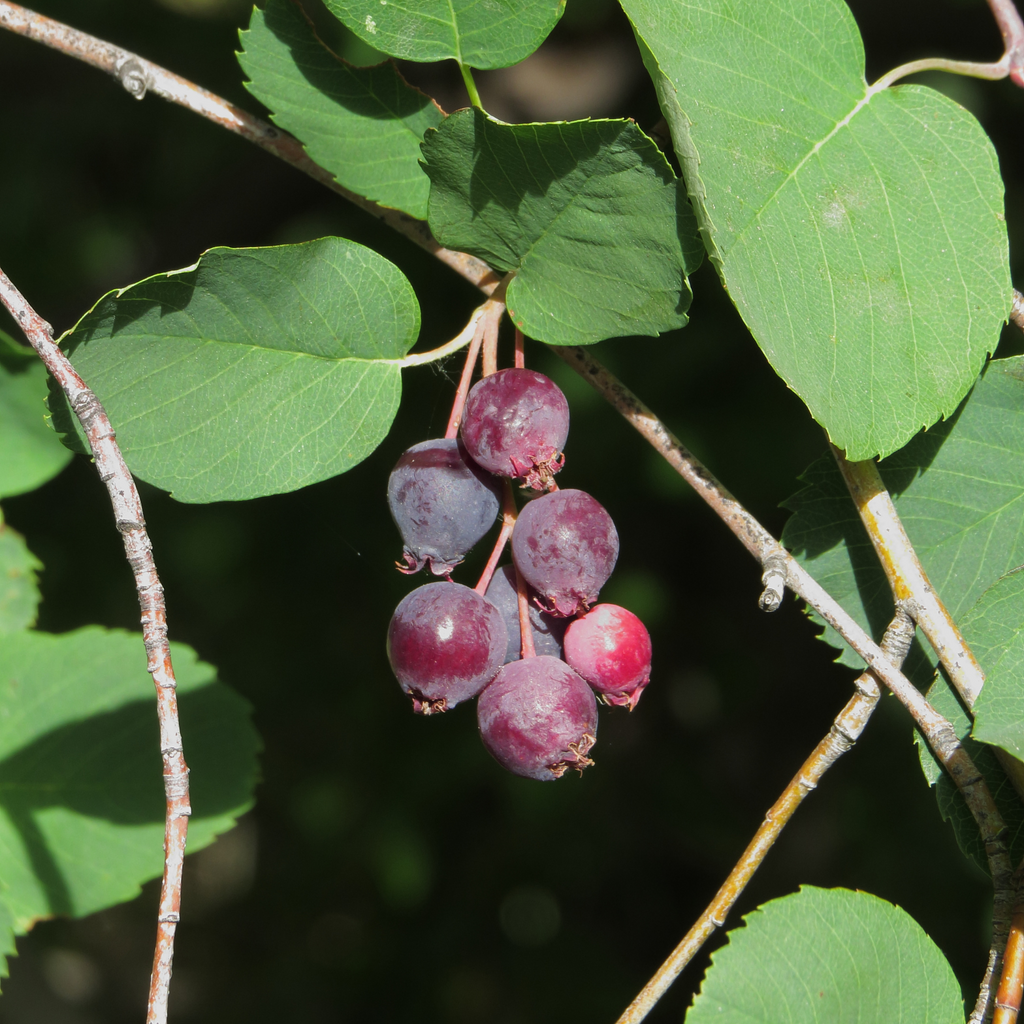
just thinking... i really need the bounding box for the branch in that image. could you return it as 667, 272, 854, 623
1012, 289, 1024, 332
0, 0, 503, 297
615, 608, 915, 1024
0, 266, 189, 1024
833, 450, 1024, 806
994, 873, 1024, 1024
553, 345, 1015, 1023
872, 0, 1024, 89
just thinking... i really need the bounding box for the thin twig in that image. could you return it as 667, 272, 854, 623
554, 345, 1015, 1023
1011, 289, 1024, 332
615, 609, 914, 1024
834, 450, 1024, 806
0, 0, 503, 296
994, 872, 1024, 1024
0, 266, 189, 1024
833, 450, 985, 704
873, 0, 1024, 89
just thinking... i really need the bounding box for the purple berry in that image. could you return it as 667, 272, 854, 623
388, 438, 502, 575
511, 489, 619, 617
484, 565, 566, 663
461, 368, 569, 490
387, 582, 508, 714
564, 604, 652, 710
477, 656, 597, 780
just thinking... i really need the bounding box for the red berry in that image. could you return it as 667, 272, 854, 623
564, 604, 652, 710
461, 368, 569, 490
511, 489, 619, 617
477, 656, 597, 781
387, 582, 508, 714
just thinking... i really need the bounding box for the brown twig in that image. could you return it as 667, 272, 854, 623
994, 875, 1024, 1024
0, 266, 189, 1024
554, 345, 1015, 1023
833, 450, 1024, 809
615, 609, 914, 1024
1011, 289, 1024, 332
0, 0, 503, 296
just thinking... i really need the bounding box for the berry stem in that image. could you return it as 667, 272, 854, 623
481, 308, 501, 377
514, 327, 526, 369
474, 481, 518, 596
445, 296, 505, 439
515, 562, 537, 659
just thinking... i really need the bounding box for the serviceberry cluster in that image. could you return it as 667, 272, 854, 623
386, 360, 652, 781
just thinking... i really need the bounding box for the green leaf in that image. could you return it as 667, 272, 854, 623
624, 0, 1010, 460
51, 238, 420, 503
0, 627, 259, 974
238, 0, 444, 220
322, 0, 564, 69
962, 570, 1024, 762
0, 331, 72, 500
0, 521, 41, 634
687, 886, 963, 1024
782, 356, 1024, 672
422, 109, 703, 346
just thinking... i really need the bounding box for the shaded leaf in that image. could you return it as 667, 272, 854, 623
624, 0, 1010, 460
422, 109, 702, 346
323, 0, 564, 69
915, 675, 1024, 876
51, 238, 420, 503
782, 356, 1024, 671
0, 521, 40, 634
0, 331, 72, 500
687, 886, 963, 1023
963, 570, 1024, 762
0, 627, 259, 975
238, 0, 444, 220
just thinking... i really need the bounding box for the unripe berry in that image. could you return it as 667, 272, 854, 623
564, 604, 652, 709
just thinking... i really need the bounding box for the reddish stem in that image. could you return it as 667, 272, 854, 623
482, 311, 500, 377
988, 0, 1024, 87
475, 481, 518, 596
445, 314, 487, 439
514, 327, 526, 369
515, 562, 537, 658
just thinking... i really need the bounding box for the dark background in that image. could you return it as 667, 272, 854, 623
1, 0, 1023, 1020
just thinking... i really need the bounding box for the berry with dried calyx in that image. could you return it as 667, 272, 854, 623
564, 604, 652, 709
484, 565, 566, 663
477, 655, 598, 780
511, 489, 619, 617
387, 582, 508, 714
388, 438, 502, 576
461, 368, 569, 490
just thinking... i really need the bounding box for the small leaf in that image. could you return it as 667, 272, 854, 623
323, 0, 564, 69
624, 0, 1010, 460
687, 886, 963, 1024
0, 627, 259, 971
422, 109, 702, 346
962, 569, 1024, 762
51, 238, 420, 503
783, 356, 1024, 671
0, 522, 41, 634
0, 331, 72, 500
238, 0, 444, 220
